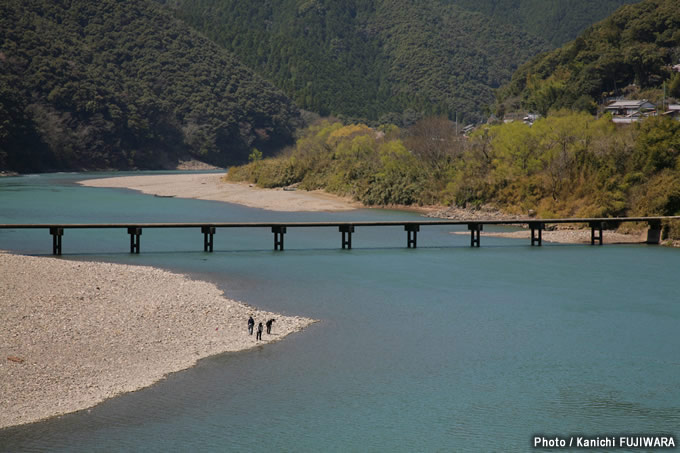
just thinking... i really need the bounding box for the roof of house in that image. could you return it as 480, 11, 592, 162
605, 100, 655, 109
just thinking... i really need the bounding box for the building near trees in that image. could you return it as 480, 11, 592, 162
605, 100, 656, 123
663, 104, 680, 121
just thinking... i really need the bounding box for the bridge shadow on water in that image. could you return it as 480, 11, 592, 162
23, 241, 649, 259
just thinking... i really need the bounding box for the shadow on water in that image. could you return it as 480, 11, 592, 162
19, 243, 586, 258
17, 242, 650, 261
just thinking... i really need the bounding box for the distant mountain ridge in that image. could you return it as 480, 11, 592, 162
160, 0, 550, 124
445, 0, 642, 47
0, 0, 300, 172
160, 0, 642, 124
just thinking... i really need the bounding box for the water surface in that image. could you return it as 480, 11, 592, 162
1, 173, 678, 452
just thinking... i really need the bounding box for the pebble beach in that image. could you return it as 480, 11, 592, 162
0, 251, 315, 429
79, 173, 361, 212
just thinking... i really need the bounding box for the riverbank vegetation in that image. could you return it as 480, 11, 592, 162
226, 113, 680, 239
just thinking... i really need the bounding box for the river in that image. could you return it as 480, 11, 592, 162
1, 172, 678, 452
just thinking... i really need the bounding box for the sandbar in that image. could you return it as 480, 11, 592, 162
0, 251, 315, 429
79, 173, 361, 212
453, 229, 646, 244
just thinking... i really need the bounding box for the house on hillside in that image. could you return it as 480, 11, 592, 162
523, 113, 540, 125
605, 99, 656, 123
672, 64, 680, 73
663, 104, 680, 120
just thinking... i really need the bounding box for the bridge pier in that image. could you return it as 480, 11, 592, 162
647, 220, 662, 244
589, 222, 603, 245
50, 227, 63, 255
202, 226, 216, 252
339, 225, 354, 249
529, 222, 543, 246
272, 226, 286, 251
468, 223, 482, 247
128, 227, 142, 253
405, 224, 419, 248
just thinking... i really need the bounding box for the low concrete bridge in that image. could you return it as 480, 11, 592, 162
0, 217, 676, 255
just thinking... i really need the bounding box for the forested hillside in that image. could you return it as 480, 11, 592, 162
160, 0, 548, 124
0, 0, 300, 172
446, 0, 640, 46
497, 0, 680, 116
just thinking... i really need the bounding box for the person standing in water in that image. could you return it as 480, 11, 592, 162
256, 322, 263, 341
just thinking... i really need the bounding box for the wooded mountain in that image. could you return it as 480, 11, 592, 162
446, 0, 641, 47
160, 0, 642, 124
0, 0, 300, 172
497, 0, 680, 116
160, 0, 549, 124
0, 0, 654, 172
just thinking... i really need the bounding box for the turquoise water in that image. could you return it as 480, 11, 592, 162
1, 173, 679, 452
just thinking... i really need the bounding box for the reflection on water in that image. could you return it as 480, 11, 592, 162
1, 173, 679, 452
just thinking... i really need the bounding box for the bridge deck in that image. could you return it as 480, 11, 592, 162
0, 216, 676, 254
0, 216, 676, 229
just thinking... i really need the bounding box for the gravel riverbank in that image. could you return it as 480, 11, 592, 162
452, 229, 647, 244
429, 205, 650, 244
79, 174, 361, 212
0, 251, 315, 429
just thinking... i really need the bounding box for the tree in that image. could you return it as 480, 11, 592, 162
405, 117, 460, 174
669, 73, 680, 98
248, 148, 263, 162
